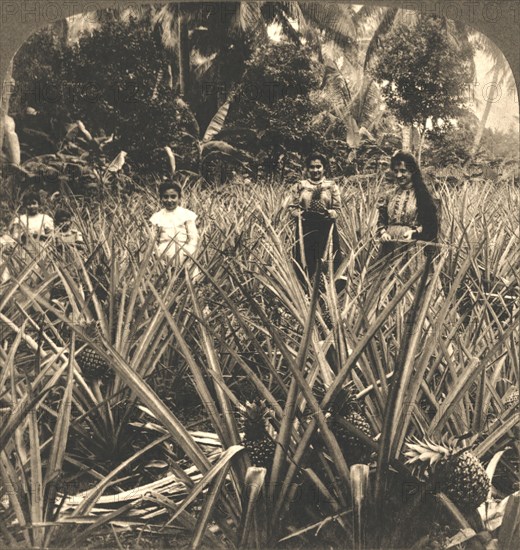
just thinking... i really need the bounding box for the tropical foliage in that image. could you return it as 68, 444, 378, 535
373, 15, 475, 160
8, 4, 516, 182
1, 5, 519, 547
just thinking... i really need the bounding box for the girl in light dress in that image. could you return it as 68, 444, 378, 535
11, 192, 54, 243
149, 181, 199, 270
8, 192, 54, 285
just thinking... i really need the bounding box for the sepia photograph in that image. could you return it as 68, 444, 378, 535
0, 1, 519, 548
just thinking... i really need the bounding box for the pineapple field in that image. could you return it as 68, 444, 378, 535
0, 174, 519, 550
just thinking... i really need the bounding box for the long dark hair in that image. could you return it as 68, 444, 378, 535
390, 151, 439, 241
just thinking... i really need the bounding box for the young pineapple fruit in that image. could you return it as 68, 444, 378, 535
318, 290, 333, 330
77, 346, 112, 381
76, 321, 113, 382
308, 185, 328, 216
405, 436, 491, 512
315, 383, 373, 466
242, 400, 276, 470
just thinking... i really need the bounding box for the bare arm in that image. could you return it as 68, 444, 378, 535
10, 218, 22, 241
43, 215, 54, 235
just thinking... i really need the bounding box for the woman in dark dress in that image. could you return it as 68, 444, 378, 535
288, 153, 343, 288
377, 150, 439, 263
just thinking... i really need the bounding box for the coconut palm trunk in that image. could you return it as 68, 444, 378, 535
176, 11, 190, 97
0, 59, 13, 147
401, 125, 412, 152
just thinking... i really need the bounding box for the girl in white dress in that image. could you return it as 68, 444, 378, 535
11, 192, 54, 243
149, 182, 199, 268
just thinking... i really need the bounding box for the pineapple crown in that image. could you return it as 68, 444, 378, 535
242, 399, 271, 421
75, 319, 102, 339
404, 433, 479, 468
240, 399, 273, 440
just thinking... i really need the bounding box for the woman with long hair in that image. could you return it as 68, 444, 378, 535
377, 150, 439, 259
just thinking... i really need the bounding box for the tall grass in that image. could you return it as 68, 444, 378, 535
0, 176, 518, 548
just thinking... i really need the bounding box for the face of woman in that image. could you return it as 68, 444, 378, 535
161, 189, 180, 211
308, 160, 325, 182
392, 162, 413, 190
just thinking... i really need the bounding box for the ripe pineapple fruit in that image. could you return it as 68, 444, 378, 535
241, 400, 276, 470
308, 185, 328, 216
405, 436, 491, 512
315, 383, 373, 466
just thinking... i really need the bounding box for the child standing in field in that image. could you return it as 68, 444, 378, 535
11, 192, 54, 243
149, 182, 199, 268
9, 192, 54, 287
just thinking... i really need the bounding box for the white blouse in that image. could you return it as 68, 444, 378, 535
12, 213, 54, 239
149, 207, 198, 259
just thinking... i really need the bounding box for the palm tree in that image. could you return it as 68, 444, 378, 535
468, 39, 514, 158
316, 7, 399, 148
111, 3, 360, 141
152, 3, 266, 95
0, 59, 16, 163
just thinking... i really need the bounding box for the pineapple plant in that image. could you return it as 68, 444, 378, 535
318, 277, 333, 330
39, 386, 64, 434
405, 436, 491, 512
314, 383, 373, 466
149, 366, 177, 411
75, 321, 114, 382
241, 400, 276, 470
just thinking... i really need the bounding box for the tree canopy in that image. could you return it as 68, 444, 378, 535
373, 16, 474, 131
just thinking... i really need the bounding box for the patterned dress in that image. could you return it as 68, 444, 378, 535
377, 187, 437, 272
377, 188, 421, 241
